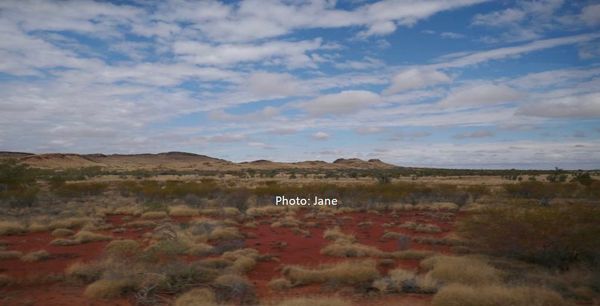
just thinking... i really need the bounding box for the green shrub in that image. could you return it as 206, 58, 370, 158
460, 204, 600, 268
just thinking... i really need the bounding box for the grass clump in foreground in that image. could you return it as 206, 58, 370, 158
83, 279, 136, 298
51, 228, 75, 237
432, 284, 566, 306
275, 296, 351, 306
420, 255, 502, 285
0, 250, 23, 259
0, 221, 26, 236
372, 268, 439, 294
174, 288, 217, 306
65, 226, 262, 304
52, 230, 112, 246
282, 259, 379, 287
20, 250, 51, 262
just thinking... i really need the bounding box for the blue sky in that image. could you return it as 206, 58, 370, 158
0, 0, 599, 169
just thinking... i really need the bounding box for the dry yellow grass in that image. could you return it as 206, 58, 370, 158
323, 226, 355, 243
20, 250, 51, 262
223, 207, 240, 217
271, 216, 301, 228
51, 228, 75, 237
0, 250, 23, 259
415, 273, 439, 293
168, 205, 199, 217
421, 256, 501, 285
381, 231, 406, 240
0, 274, 12, 287
50, 238, 81, 246
105, 239, 140, 257
282, 260, 379, 286
140, 211, 168, 219
0, 221, 26, 236
174, 288, 217, 306
275, 296, 352, 306
221, 248, 260, 272
83, 279, 134, 298
73, 230, 112, 243
123, 220, 157, 228
113, 206, 143, 215
247, 206, 285, 217
321, 241, 384, 257
213, 273, 253, 290
208, 226, 242, 241
48, 217, 94, 230
399, 222, 442, 233
28, 221, 50, 232
187, 242, 214, 256
65, 261, 105, 283
268, 277, 292, 290
432, 284, 566, 306
392, 250, 435, 260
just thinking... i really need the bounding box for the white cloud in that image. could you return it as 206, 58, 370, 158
355, 126, 383, 134
334, 57, 384, 70
172, 39, 322, 67
473, 8, 526, 27
209, 106, 281, 122
581, 4, 600, 26
470, 0, 586, 43
439, 83, 522, 108
299, 90, 381, 115
454, 130, 495, 139
152, 0, 487, 41
517, 92, 600, 118
312, 131, 330, 140
358, 21, 397, 37
435, 33, 600, 68
385, 68, 452, 94
244, 72, 306, 97
372, 140, 600, 169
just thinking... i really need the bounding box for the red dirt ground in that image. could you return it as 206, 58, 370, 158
0, 209, 458, 306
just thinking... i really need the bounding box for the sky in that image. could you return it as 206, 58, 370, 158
0, 0, 599, 169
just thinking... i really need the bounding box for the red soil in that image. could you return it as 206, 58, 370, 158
1, 210, 458, 306
246, 210, 456, 303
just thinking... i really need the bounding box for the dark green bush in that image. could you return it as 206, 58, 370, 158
460, 204, 600, 268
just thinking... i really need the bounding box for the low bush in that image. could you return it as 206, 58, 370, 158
65, 261, 105, 283
50, 238, 81, 246
268, 278, 292, 290
52, 182, 108, 198
275, 296, 351, 306
105, 240, 140, 258
0, 221, 26, 236
0, 250, 23, 259
21, 250, 51, 262
73, 230, 112, 243
209, 226, 242, 241
323, 226, 355, 243
321, 241, 383, 258
0, 274, 12, 287
432, 284, 566, 306
48, 217, 94, 230
282, 260, 379, 286
459, 204, 600, 268
141, 211, 169, 219
213, 273, 257, 305
174, 288, 217, 306
51, 228, 75, 237
420, 256, 501, 285
84, 279, 135, 298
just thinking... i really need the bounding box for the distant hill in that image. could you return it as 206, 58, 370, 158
0, 151, 398, 171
